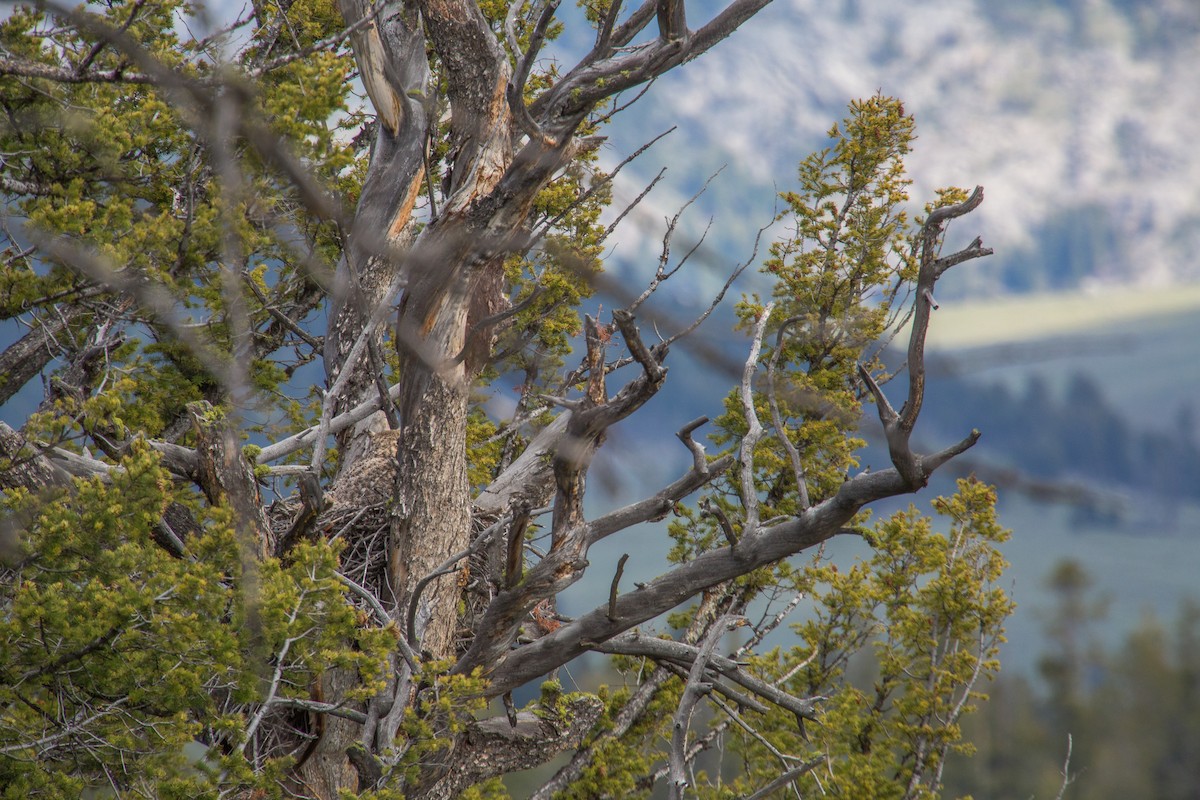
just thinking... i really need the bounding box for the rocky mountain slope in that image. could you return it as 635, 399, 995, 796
593, 0, 1200, 296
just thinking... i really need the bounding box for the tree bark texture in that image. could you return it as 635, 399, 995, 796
296, 0, 898, 791
0, 1, 999, 797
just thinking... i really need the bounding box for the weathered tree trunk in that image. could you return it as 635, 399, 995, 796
0, 3, 1005, 797
294, 0, 785, 793
298, 0, 520, 789
291, 668, 364, 797
391, 366, 472, 659
322, 0, 428, 456
295, 2, 437, 790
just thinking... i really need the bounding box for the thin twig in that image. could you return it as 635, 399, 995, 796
741, 757, 826, 800
603, 166, 667, 240
29, 233, 237, 392
657, 212, 771, 350
1053, 734, 1075, 800
628, 167, 724, 313
243, 272, 323, 350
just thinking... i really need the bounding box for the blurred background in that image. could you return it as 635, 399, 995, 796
543, 0, 1200, 795
4, 0, 1196, 794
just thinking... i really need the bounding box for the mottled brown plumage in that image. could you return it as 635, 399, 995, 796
325, 428, 402, 510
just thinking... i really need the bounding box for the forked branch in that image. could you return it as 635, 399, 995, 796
668, 616, 739, 799
862, 185, 992, 489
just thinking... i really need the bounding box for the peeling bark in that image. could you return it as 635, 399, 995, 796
0, 1, 1000, 797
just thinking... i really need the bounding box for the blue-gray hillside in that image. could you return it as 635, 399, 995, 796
920, 366, 1200, 508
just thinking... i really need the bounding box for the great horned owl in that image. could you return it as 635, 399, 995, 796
325, 428, 402, 510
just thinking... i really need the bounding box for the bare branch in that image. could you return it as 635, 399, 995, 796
857, 362, 899, 425
628, 167, 724, 313
607, 553, 630, 620
658, 211, 769, 350
738, 303, 774, 528
0, 697, 131, 756
243, 272, 323, 351
529, 127, 671, 247
15, 620, 127, 684
656, 0, 688, 43
531, 590, 732, 800
256, 382, 402, 464
475, 413, 571, 516
533, 0, 773, 123
603, 165, 668, 240
606, 0, 659, 50
270, 698, 369, 725
902, 186, 989, 434
676, 415, 710, 475
312, 267, 423, 473
239, 621, 306, 755
366, 338, 401, 429
455, 452, 733, 678
593, 0, 625, 55
549, 314, 610, 542
1053, 734, 1075, 800
484, 452, 960, 696
0, 55, 156, 85
337, 573, 392, 628
923, 428, 983, 473
669, 616, 739, 799
855, 186, 991, 490
595, 631, 822, 727
933, 234, 993, 277
584, 453, 734, 546
612, 308, 666, 383
740, 757, 826, 800
507, 0, 564, 147
736, 590, 807, 657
